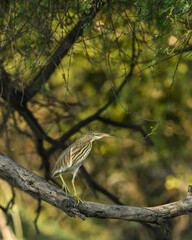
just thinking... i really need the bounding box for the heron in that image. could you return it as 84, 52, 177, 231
52, 131, 113, 204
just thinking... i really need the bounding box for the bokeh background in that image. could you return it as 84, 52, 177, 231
0, 0, 192, 239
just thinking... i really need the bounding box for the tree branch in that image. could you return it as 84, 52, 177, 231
25, 0, 109, 100
0, 65, 55, 144
0, 209, 17, 240
97, 116, 154, 146
80, 166, 124, 205
46, 52, 137, 155
0, 153, 192, 225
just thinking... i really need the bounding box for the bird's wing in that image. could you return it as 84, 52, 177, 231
70, 141, 92, 167
51, 146, 71, 177
52, 140, 92, 177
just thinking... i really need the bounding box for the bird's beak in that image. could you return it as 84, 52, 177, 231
97, 133, 114, 137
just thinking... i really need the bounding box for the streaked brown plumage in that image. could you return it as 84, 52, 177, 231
52, 131, 113, 204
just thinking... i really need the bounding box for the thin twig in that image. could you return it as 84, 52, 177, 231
34, 199, 41, 234
81, 166, 124, 205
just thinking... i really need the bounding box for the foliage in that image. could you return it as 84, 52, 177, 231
0, 0, 192, 239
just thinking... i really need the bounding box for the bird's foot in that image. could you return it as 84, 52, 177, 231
72, 194, 84, 206
60, 184, 71, 196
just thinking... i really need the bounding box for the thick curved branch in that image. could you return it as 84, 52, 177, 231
0, 153, 192, 225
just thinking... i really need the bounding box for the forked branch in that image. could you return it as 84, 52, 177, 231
0, 154, 192, 225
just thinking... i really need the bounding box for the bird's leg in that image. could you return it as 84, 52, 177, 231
72, 168, 84, 205
59, 173, 71, 196
72, 177, 84, 205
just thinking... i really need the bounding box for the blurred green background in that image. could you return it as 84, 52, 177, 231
0, 0, 192, 239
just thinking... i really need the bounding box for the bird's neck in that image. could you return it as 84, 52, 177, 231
77, 139, 93, 147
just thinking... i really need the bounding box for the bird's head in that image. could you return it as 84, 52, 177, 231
84, 131, 114, 142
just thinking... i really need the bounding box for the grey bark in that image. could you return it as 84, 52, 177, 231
0, 153, 192, 224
